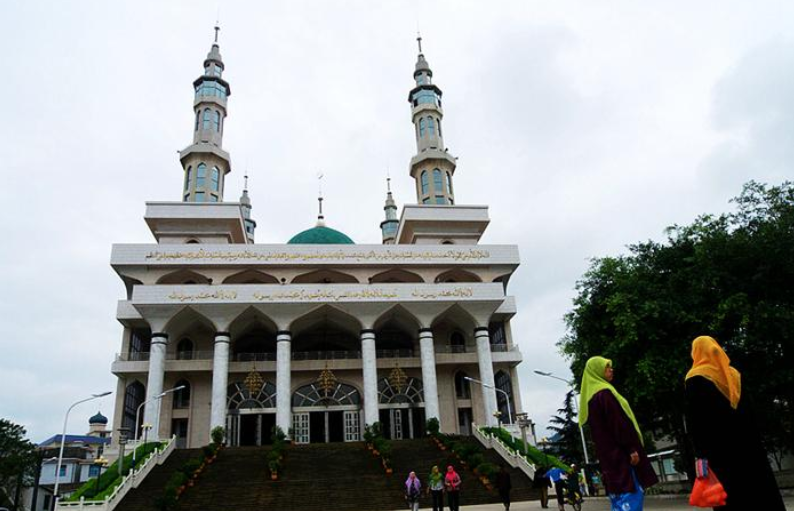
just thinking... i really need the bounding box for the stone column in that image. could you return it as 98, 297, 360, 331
418, 328, 440, 424
144, 332, 168, 441
276, 331, 292, 436
210, 332, 231, 441
474, 327, 499, 427
361, 329, 379, 426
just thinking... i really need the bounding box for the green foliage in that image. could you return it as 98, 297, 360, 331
210, 426, 225, 445
0, 419, 37, 505
560, 181, 794, 474
547, 390, 592, 464
69, 441, 162, 501
426, 417, 440, 436
476, 462, 498, 479
482, 427, 569, 470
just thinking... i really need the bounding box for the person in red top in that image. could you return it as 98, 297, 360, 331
579, 356, 657, 511
444, 465, 461, 511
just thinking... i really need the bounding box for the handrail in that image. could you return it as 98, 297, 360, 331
471, 423, 535, 479
56, 435, 177, 511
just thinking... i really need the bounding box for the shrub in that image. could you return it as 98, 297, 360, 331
210, 426, 225, 445
476, 462, 498, 479
426, 417, 440, 436
69, 441, 162, 501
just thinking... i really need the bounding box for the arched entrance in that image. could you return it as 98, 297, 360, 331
378, 377, 425, 440
226, 380, 277, 447
291, 382, 361, 444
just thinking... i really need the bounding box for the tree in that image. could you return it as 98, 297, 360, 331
547, 390, 583, 463
559, 181, 794, 477
0, 419, 38, 508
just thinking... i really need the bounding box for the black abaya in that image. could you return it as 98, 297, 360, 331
684, 375, 785, 511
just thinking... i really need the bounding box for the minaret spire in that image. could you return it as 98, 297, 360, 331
407, 36, 457, 206
380, 172, 399, 244
179, 26, 232, 203
239, 172, 256, 243
317, 173, 325, 226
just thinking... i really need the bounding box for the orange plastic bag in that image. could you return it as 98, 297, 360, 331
689, 470, 728, 508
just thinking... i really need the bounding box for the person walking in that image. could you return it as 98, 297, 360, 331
495, 465, 512, 511
684, 335, 786, 511
405, 471, 422, 511
544, 466, 567, 511
533, 465, 550, 508
579, 356, 658, 511
427, 465, 444, 511
444, 465, 461, 511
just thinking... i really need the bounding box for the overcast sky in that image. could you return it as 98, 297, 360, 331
2, 1, 793, 444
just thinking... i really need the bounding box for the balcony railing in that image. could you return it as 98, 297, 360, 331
116, 344, 517, 364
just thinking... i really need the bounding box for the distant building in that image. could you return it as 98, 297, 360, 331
25, 413, 111, 511
107, 29, 525, 449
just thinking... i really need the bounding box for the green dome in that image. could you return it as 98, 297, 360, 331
288, 225, 354, 245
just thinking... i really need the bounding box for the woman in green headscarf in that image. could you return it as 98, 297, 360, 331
427, 465, 444, 511
579, 356, 657, 510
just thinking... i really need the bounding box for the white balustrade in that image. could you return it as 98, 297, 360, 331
471, 423, 536, 479
56, 435, 177, 511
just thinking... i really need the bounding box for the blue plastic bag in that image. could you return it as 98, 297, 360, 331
608, 470, 644, 511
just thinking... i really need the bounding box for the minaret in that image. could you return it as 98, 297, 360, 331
180, 25, 232, 203
240, 174, 256, 243
380, 176, 399, 244
408, 35, 457, 205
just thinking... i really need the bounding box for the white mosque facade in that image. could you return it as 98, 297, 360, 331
108, 31, 525, 448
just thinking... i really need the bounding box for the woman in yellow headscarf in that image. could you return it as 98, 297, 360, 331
684, 336, 785, 511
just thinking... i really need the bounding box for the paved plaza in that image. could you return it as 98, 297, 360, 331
421, 495, 794, 511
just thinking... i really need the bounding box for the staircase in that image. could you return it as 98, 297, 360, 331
114, 449, 201, 511
112, 438, 538, 511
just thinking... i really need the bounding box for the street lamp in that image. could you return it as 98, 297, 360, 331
534, 369, 591, 495
132, 385, 186, 463
53, 391, 112, 508
464, 376, 513, 425
92, 456, 108, 497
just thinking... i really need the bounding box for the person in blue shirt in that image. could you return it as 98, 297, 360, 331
544, 467, 567, 511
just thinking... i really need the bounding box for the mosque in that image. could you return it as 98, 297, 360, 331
108, 28, 525, 448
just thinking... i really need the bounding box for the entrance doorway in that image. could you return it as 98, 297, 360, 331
292, 382, 362, 444
171, 419, 189, 448
379, 407, 425, 440
236, 413, 276, 446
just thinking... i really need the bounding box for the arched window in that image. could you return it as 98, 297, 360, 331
495, 370, 515, 422
427, 117, 435, 136
122, 381, 146, 435
454, 371, 471, 399
173, 379, 191, 409
213, 110, 221, 132
446, 172, 453, 195
211, 167, 220, 191
450, 331, 466, 352
214, 64, 222, 77
202, 108, 212, 130
184, 166, 192, 192
420, 171, 429, 195
195, 111, 200, 131
176, 338, 194, 360
437, 118, 442, 137
419, 118, 426, 137
196, 163, 207, 188
292, 382, 361, 407
227, 381, 277, 410
433, 169, 443, 191
378, 377, 424, 404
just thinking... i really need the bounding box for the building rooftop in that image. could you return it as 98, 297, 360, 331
288, 225, 354, 245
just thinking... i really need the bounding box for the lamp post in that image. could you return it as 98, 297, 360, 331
92, 456, 108, 497
534, 370, 591, 495
516, 412, 532, 454
464, 376, 513, 425
52, 391, 112, 509
132, 385, 185, 463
